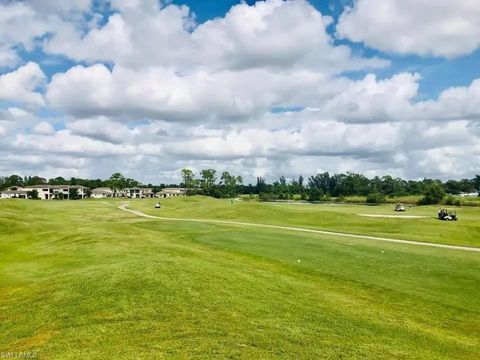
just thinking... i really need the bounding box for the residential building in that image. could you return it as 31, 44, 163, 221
0, 187, 29, 199
158, 188, 187, 198
91, 187, 114, 199
125, 187, 155, 199
0, 185, 89, 200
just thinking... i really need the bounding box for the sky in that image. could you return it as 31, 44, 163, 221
0, 0, 480, 184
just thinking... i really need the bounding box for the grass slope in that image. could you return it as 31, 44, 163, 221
0, 198, 479, 359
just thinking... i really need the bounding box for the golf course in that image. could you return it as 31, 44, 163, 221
1, 197, 479, 359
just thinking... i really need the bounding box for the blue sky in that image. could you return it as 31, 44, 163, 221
168, 0, 480, 100
0, 0, 479, 182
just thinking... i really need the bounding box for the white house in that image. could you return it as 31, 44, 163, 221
158, 188, 187, 198
1, 185, 89, 200
29, 185, 89, 200
125, 187, 155, 199
458, 192, 479, 198
0, 187, 29, 199
91, 187, 114, 199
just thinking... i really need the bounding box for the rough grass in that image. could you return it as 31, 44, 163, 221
0, 198, 479, 359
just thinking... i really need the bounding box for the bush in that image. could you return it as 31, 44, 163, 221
420, 183, 446, 205
27, 189, 39, 200
338, 196, 368, 203
443, 195, 463, 206
259, 192, 279, 202
69, 188, 79, 200
366, 193, 386, 204
211, 189, 223, 199
307, 187, 323, 201
444, 195, 455, 205
384, 195, 422, 204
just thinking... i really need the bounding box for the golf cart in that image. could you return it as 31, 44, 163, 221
155, 202, 161, 209
438, 209, 457, 221
394, 203, 406, 212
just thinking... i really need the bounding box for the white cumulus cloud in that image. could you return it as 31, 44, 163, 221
337, 0, 480, 58
0, 62, 45, 107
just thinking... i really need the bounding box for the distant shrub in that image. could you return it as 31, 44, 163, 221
444, 195, 455, 205
366, 193, 386, 204
307, 188, 323, 201
343, 195, 366, 203
420, 183, 446, 205
211, 189, 223, 199
259, 192, 279, 202
443, 195, 463, 207
27, 189, 39, 200
463, 199, 480, 207
385, 195, 422, 205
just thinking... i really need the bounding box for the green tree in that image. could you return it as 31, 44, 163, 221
220, 171, 243, 198
25, 176, 47, 186
69, 188, 79, 200
125, 178, 139, 188
421, 182, 446, 205
181, 169, 195, 194
27, 189, 39, 199
473, 175, 480, 195
236, 176, 244, 195
307, 187, 323, 201
200, 169, 217, 195
108, 173, 126, 197
366, 192, 386, 204
5, 175, 23, 188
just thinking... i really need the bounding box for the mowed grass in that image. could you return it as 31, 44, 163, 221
0, 198, 479, 359
130, 196, 480, 247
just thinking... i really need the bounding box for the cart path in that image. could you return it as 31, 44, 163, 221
118, 203, 480, 253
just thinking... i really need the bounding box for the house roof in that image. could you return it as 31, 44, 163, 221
160, 188, 186, 194
25, 185, 89, 190
92, 187, 113, 193
6, 186, 22, 191
1, 190, 28, 195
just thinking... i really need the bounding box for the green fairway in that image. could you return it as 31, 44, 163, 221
1, 198, 479, 359
130, 196, 480, 247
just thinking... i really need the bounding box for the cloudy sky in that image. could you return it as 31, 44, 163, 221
1, 0, 480, 184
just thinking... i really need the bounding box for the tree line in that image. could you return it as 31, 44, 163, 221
181, 169, 244, 198
179, 169, 479, 204
1, 171, 479, 204
248, 173, 480, 204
